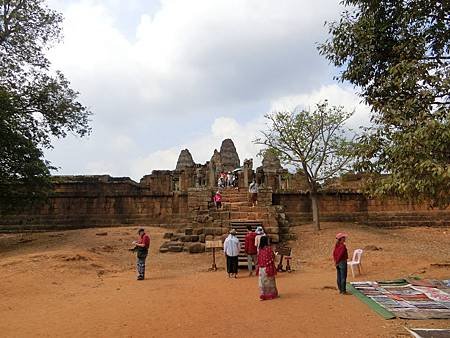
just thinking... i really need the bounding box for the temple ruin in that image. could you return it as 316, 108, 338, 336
0, 139, 448, 243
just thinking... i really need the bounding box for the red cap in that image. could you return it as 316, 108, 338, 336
336, 232, 348, 240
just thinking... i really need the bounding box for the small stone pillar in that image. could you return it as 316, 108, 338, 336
243, 158, 253, 187
257, 187, 273, 206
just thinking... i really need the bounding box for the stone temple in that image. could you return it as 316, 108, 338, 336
0, 139, 448, 245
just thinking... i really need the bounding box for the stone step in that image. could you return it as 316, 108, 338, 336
224, 205, 270, 212
366, 220, 450, 227
221, 197, 249, 202
220, 190, 249, 195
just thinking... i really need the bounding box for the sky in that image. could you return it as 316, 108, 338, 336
45, 0, 371, 181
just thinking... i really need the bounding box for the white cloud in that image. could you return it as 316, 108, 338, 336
112, 135, 135, 152
270, 84, 372, 130
48, 0, 344, 121
130, 115, 266, 178
45, 1, 367, 180
129, 83, 372, 179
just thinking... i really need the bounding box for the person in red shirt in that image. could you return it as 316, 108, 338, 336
133, 228, 150, 280
244, 225, 258, 276
213, 191, 222, 209
333, 232, 349, 294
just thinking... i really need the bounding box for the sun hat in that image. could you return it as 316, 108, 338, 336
255, 226, 264, 235
230, 229, 237, 235
335, 232, 347, 240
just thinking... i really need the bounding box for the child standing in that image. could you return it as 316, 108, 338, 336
333, 232, 349, 294
213, 191, 222, 209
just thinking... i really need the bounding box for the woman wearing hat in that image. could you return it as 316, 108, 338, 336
333, 232, 349, 294
254, 226, 266, 252
223, 229, 241, 278
257, 235, 278, 300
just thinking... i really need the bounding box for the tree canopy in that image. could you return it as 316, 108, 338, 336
256, 101, 356, 230
319, 0, 450, 207
0, 0, 91, 203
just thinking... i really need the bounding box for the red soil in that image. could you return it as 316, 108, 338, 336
0, 223, 449, 337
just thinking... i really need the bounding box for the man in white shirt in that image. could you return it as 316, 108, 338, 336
223, 229, 241, 278
249, 179, 258, 207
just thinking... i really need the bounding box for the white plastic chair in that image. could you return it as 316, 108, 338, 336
347, 249, 363, 277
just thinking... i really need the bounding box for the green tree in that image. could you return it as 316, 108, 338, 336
0, 0, 91, 204
256, 101, 356, 230
319, 0, 450, 207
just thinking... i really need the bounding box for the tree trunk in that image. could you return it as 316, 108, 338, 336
310, 192, 320, 231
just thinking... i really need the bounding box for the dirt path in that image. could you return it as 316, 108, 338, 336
0, 224, 449, 338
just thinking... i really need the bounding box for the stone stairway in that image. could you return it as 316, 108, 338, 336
229, 221, 262, 266
213, 189, 296, 266
186, 188, 296, 261
210, 189, 278, 227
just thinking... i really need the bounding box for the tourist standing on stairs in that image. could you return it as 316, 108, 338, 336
257, 235, 278, 300
249, 179, 258, 207
218, 175, 224, 188
132, 228, 151, 280
213, 190, 222, 209
244, 225, 258, 276
223, 229, 240, 278
226, 172, 232, 187
233, 173, 239, 190
333, 232, 349, 294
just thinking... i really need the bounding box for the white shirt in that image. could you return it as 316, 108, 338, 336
249, 182, 258, 193
223, 235, 240, 257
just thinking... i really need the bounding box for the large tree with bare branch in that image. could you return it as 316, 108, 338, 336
0, 0, 91, 204
319, 0, 450, 207
256, 101, 356, 230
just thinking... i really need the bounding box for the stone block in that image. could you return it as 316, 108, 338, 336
199, 234, 206, 243
205, 234, 214, 241
159, 247, 169, 253
168, 244, 184, 252
196, 215, 209, 223
280, 234, 290, 242
265, 227, 279, 234
163, 232, 173, 239
193, 228, 204, 235
185, 227, 194, 235
188, 243, 205, 254
204, 228, 215, 235
190, 235, 199, 242
269, 234, 280, 243
274, 205, 284, 213
159, 241, 169, 248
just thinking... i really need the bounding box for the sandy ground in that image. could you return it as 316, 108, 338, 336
0, 223, 449, 338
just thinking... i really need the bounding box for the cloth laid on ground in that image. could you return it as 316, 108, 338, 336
349, 279, 450, 319
405, 328, 450, 338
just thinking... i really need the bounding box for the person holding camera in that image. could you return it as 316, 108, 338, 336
132, 228, 151, 280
